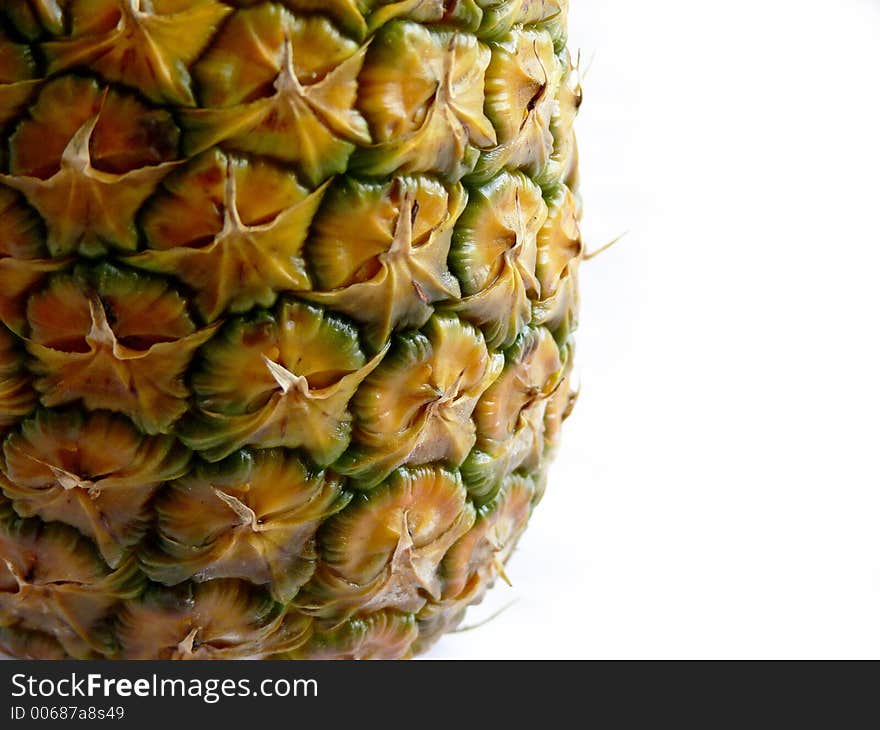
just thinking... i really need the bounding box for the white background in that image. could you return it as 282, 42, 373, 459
427, 0, 880, 659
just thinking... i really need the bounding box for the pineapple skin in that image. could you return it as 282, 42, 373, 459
0, 0, 582, 660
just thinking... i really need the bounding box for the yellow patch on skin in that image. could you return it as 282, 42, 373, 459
478, 328, 563, 446
0, 258, 69, 336
9, 76, 180, 178
128, 157, 324, 322
0, 185, 67, 334
2, 117, 178, 257
542, 343, 576, 450
441, 475, 533, 599
544, 47, 581, 188
534, 185, 583, 334
305, 176, 464, 348
416, 475, 533, 643
475, 28, 562, 181
185, 6, 370, 186
43, 0, 232, 106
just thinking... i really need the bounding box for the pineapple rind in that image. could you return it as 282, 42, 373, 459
0, 327, 35, 430
462, 327, 563, 503
289, 610, 419, 660
1, 408, 191, 567
295, 466, 476, 620
128, 152, 323, 321
534, 184, 584, 339
303, 174, 465, 348
116, 579, 312, 660
0, 0, 580, 659
143, 448, 351, 602
0, 500, 145, 658
24, 264, 217, 434
414, 473, 534, 650
181, 299, 383, 464
0, 26, 39, 130
471, 28, 564, 183
337, 316, 503, 488
449, 170, 549, 349
351, 21, 497, 180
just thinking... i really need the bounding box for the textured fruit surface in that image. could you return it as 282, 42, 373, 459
0, 0, 581, 659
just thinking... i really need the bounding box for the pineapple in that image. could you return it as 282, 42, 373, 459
0, 0, 583, 660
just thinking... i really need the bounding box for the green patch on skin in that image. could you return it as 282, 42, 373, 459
288, 610, 418, 660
